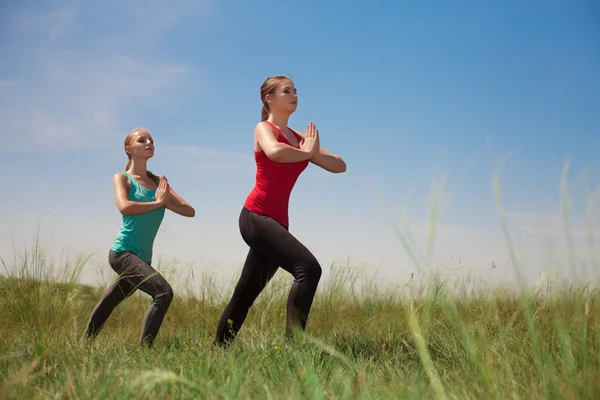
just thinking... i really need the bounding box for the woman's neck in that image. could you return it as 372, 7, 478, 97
127, 158, 148, 177
267, 113, 291, 130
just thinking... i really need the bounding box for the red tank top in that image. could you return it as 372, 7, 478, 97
243, 120, 309, 227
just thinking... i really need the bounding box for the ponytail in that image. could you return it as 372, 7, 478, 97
261, 104, 269, 121
125, 158, 132, 171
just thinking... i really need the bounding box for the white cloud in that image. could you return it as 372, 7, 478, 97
1, 54, 191, 150
0, 1, 218, 151
8, 7, 76, 40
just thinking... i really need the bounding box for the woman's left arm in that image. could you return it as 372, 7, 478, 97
166, 186, 196, 217
295, 130, 347, 173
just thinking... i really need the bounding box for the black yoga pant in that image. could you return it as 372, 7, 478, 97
214, 207, 322, 345
83, 250, 174, 347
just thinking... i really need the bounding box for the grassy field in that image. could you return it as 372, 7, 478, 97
0, 247, 598, 399
1, 170, 599, 399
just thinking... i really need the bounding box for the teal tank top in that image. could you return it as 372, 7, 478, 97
110, 172, 166, 263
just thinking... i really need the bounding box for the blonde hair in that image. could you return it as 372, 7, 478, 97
124, 128, 160, 185
260, 75, 293, 121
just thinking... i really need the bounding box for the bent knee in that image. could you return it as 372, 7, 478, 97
164, 284, 174, 304
312, 263, 323, 281
155, 280, 174, 305
301, 257, 322, 282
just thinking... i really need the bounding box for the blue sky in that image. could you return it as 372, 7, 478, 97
1, 0, 598, 290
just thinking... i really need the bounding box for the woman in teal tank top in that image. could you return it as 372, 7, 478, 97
83, 128, 195, 348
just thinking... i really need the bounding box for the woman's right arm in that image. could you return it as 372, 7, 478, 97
255, 122, 317, 163
113, 173, 166, 215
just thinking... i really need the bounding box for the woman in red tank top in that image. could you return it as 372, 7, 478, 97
214, 75, 347, 345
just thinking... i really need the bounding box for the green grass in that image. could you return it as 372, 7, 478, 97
1, 247, 599, 399
1, 164, 599, 399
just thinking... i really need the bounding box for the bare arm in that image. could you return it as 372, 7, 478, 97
165, 186, 195, 217
312, 147, 347, 173
113, 173, 166, 215
295, 131, 347, 173
255, 122, 315, 163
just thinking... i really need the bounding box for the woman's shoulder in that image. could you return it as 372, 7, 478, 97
113, 172, 129, 181
112, 172, 132, 189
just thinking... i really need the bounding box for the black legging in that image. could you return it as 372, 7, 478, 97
214, 207, 323, 345
83, 250, 174, 347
